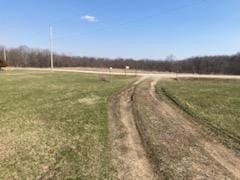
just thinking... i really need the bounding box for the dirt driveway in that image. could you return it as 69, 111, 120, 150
109, 77, 240, 179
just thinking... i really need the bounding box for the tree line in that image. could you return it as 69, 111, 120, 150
0, 45, 240, 75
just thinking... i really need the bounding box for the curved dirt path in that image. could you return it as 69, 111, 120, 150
109, 76, 240, 179
149, 78, 240, 179
108, 78, 156, 180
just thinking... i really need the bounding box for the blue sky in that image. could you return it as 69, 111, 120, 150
1, 0, 240, 59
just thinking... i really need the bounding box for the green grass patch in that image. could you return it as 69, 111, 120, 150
0, 70, 134, 179
157, 79, 240, 142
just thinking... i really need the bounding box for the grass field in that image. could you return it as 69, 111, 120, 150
0, 70, 134, 179
157, 79, 240, 141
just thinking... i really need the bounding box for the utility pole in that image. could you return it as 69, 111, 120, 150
49, 25, 54, 70
109, 67, 113, 83
135, 64, 138, 77
3, 47, 6, 63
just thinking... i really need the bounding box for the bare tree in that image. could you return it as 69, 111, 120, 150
1, 45, 240, 75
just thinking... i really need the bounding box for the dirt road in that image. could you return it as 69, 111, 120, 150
109, 77, 240, 179
108, 78, 156, 180
6, 67, 240, 80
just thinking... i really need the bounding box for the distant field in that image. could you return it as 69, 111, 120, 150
0, 71, 133, 179
157, 79, 240, 141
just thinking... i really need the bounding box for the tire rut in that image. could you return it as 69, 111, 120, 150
150, 78, 240, 179
109, 79, 156, 180
109, 77, 240, 179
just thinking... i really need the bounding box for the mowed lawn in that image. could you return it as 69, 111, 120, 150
0, 70, 133, 179
157, 79, 240, 140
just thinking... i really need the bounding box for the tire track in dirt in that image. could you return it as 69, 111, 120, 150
150, 78, 240, 179
109, 77, 240, 179
108, 78, 156, 180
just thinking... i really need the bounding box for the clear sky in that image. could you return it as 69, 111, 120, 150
1, 0, 240, 59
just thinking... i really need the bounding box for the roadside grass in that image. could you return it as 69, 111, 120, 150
0, 70, 134, 179
157, 79, 240, 143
